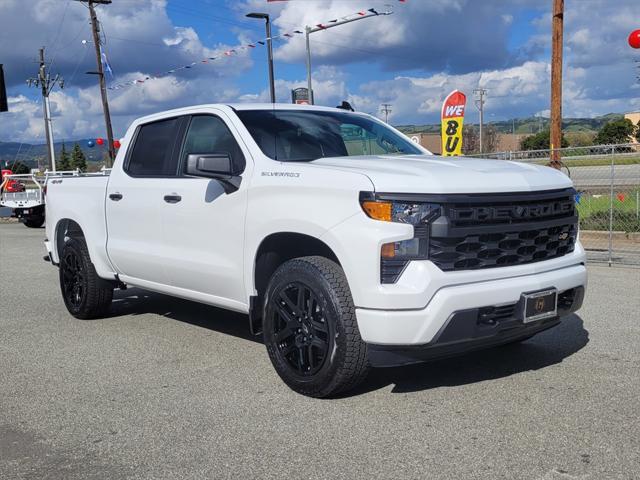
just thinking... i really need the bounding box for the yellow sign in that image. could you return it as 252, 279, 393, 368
441, 90, 467, 156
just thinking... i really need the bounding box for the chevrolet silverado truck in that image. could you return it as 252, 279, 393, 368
44, 104, 586, 397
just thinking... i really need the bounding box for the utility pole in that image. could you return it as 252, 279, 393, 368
27, 47, 63, 172
77, 0, 115, 165
549, 0, 564, 169
380, 104, 392, 123
474, 88, 487, 154
305, 8, 393, 105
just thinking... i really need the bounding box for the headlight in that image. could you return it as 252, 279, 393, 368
361, 200, 440, 225
360, 195, 442, 283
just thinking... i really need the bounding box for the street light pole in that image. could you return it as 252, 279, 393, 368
305, 26, 313, 104
247, 12, 276, 103
305, 8, 393, 105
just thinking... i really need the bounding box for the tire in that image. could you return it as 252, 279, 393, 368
59, 237, 113, 319
24, 215, 45, 228
263, 256, 369, 398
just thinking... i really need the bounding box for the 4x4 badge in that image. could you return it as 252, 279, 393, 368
558, 232, 569, 240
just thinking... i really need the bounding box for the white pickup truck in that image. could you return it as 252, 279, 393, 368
45, 103, 586, 397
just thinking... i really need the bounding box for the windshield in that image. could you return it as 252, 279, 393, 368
235, 109, 423, 162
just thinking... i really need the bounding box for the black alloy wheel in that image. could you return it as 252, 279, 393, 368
263, 256, 369, 398
58, 237, 113, 319
61, 248, 85, 310
271, 281, 332, 376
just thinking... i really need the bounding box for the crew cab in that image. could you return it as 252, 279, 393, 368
44, 104, 587, 397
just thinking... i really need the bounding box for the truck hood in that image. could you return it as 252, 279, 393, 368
309, 155, 573, 194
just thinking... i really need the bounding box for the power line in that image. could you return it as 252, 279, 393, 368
47, 0, 72, 72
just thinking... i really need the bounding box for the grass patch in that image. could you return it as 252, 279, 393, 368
563, 156, 640, 167
580, 211, 640, 232
577, 190, 640, 232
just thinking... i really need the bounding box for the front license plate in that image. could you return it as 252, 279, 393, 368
522, 289, 558, 323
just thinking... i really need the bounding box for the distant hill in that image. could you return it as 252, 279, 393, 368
0, 139, 109, 169
1, 113, 627, 167
396, 113, 625, 135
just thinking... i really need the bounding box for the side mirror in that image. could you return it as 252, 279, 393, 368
185, 153, 241, 194
186, 153, 233, 177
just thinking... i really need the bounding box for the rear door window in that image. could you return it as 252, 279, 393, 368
126, 117, 182, 176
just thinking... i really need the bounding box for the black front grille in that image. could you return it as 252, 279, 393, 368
427, 188, 578, 272
430, 223, 576, 271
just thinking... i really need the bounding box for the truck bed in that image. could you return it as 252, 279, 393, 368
45, 174, 112, 275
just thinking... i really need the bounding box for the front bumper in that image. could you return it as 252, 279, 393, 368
355, 263, 587, 348
367, 286, 584, 367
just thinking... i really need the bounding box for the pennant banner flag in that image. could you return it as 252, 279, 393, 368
441, 89, 466, 156
108, 1, 407, 91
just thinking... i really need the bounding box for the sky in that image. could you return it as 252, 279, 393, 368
0, 0, 638, 143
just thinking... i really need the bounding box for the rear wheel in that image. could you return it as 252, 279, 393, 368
263, 256, 369, 398
24, 215, 45, 228
59, 237, 113, 319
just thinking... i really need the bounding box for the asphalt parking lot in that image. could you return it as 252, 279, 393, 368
1, 223, 639, 480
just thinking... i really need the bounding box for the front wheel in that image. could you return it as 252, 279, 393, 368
263, 256, 369, 398
59, 237, 113, 319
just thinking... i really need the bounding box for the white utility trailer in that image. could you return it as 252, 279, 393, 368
0, 169, 109, 228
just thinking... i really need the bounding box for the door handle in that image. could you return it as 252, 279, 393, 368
109, 193, 123, 201
163, 194, 182, 204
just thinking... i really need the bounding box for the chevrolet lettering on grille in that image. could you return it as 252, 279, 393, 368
450, 200, 574, 222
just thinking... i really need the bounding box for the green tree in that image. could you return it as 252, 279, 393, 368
565, 131, 595, 147
520, 129, 568, 151
594, 118, 637, 145
70, 143, 87, 171
56, 143, 72, 171
11, 161, 30, 174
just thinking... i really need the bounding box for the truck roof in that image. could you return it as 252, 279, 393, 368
229, 103, 346, 112
130, 103, 364, 129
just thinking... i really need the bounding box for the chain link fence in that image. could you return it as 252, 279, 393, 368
467, 143, 640, 266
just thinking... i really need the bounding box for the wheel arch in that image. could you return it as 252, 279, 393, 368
55, 218, 86, 261
249, 231, 341, 335
52, 217, 115, 281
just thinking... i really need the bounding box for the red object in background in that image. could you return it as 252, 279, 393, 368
113, 140, 121, 149
629, 30, 640, 49
96, 137, 104, 146
1, 169, 24, 192
616, 193, 626, 202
